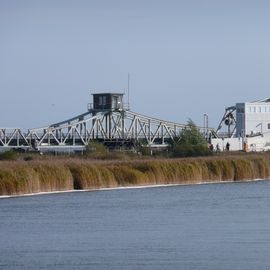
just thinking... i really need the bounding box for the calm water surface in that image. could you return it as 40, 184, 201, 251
1, 181, 270, 270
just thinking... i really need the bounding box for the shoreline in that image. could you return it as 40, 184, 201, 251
0, 177, 266, 199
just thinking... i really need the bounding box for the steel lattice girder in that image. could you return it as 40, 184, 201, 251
0, 110, 209, 149
0, 128, 29, 148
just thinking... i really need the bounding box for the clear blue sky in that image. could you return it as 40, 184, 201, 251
1, 0, 270, 129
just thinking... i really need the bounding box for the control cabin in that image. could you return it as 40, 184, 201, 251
91, 93, 124, 111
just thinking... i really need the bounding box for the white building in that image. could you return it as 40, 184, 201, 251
236, 98, 270, 137
212, 98, 270, 152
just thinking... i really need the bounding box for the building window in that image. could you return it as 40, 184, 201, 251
98, 96, 107, 106
99, 96, 103, 105
253, 106, 256, 113
258, 106, 262, 113
102, 96, 106, 105
268, 123, 270, 129
248, 106, 251, 113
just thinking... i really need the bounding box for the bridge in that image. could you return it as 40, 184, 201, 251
0, 93, 208, 152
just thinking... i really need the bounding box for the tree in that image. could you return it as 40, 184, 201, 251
172, 119, 211, 157
86, 141, 108, 158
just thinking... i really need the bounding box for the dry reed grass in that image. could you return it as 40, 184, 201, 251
1, 153, 270, 196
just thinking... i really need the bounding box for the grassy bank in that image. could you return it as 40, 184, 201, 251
1, 153, 270, 196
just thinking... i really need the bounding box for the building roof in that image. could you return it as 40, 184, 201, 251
92, 92, 124, 96
251, 98, 270, 103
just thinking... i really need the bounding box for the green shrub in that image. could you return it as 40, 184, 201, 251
171, 120, 212, 157
86, 141, 108, 158
0, 150, 17, 161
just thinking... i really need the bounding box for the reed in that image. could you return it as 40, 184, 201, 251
1, 153, 270, 196
110, 165, 148, 186
32, 163, 73, 192
0, 162, 73, 196
68, 163, 118, 189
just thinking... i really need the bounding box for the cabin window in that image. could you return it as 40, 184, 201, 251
99, 96, 103, 105
102, 96, 106, 105
98, 96, 107, 106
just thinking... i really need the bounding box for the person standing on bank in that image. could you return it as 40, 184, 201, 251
226, 142, 230, 151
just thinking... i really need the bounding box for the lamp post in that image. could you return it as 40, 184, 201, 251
204, 113, 209, 140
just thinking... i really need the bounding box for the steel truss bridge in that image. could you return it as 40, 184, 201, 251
0, 109, 206, 151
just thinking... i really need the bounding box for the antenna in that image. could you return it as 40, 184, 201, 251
128, 72, 130, 109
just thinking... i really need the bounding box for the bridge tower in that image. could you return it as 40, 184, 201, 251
89, 93, 127, 141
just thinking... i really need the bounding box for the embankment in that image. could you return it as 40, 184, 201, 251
1, 154, 270, 196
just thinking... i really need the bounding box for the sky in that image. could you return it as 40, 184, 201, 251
1, 0, 270, 130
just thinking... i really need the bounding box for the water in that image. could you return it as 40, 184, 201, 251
1, 181, 270, 270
